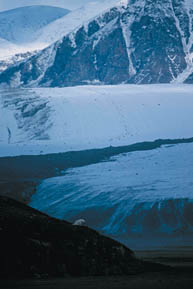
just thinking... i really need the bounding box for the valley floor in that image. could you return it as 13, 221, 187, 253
1, 269, 193, 289
135, 247, 193, 268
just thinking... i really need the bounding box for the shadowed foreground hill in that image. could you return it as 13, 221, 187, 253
0, 196, 165, 279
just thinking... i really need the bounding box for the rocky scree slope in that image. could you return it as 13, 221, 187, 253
1, 0, 193, 87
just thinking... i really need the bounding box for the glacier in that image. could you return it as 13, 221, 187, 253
1, 84, 193, 157
30, 142, 193, 249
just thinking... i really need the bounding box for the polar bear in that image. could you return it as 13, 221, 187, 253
73, 219, 86, 226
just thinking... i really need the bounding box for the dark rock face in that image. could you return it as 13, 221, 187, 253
0, 0, 192, 87
0, 196, 146, 278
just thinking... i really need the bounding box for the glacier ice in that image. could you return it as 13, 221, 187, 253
30, 142, 193, 248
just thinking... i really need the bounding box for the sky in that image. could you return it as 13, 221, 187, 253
0, 0, 105, 11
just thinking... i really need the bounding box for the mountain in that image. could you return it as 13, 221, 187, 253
0, 38, 21, 60
0, 0, 81, 12
0, 196, 161, 278
34, 0, 119, 48
0, 2, 116, 69
0, 6, 70, 44
0, 6, 70, 60
1, 0, 193, 87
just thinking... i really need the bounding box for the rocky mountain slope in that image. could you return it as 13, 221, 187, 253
1, 0, 193, 87
0, 2, 117, 72
0, 1, 117, 62
0, 196, 164, 278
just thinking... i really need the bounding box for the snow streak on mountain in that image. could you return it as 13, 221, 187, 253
1, 0, 193, 87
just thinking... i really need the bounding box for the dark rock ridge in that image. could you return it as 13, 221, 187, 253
0, 0, 193, 87
0, 196, 163, 279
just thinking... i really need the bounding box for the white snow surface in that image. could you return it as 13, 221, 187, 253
0, 0, 119, 12
35, 0, 119, 47
0, 1, 119, 60
0, 6, 69, 44
0, 38, 23, 59
0, 5, 69, 60
0, 84, 193, 157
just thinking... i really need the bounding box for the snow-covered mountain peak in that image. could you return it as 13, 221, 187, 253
0, 5, 70, 44
35, 0, 120, 46
0, 1, 121, 63
0, 5, 70, 62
